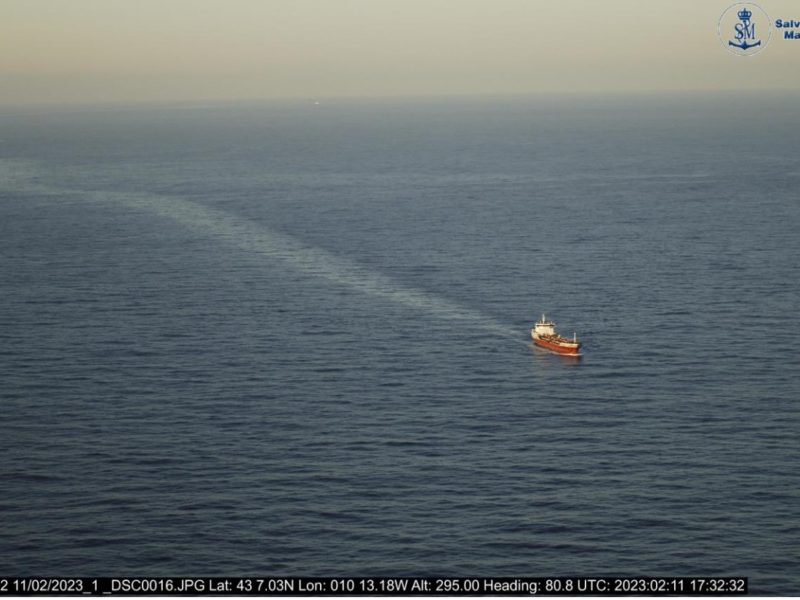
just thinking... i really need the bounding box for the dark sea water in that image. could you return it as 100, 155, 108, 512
1, 94, 799, 593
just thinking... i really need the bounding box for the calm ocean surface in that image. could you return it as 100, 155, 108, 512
1, 94, 798, 593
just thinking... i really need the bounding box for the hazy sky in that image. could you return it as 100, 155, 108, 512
2, 0, 799, 105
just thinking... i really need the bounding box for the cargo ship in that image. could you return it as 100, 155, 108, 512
531, 314, 582, 356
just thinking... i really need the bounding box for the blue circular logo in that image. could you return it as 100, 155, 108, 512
718, 3, 771, 56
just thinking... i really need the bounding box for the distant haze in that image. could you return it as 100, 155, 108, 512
2, 0, 799, 106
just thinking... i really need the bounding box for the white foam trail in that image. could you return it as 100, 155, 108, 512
94, 191, 522, 341
0, 161, 524, 342
0, 157, 522, 342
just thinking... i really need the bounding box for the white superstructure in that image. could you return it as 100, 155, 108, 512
532, 314, 555, 338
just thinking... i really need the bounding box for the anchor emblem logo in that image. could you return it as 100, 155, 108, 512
729, 7, 760, 50
719, 3, 771, 55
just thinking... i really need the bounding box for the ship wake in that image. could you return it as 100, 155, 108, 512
97, 191, 522, 343
0, 158, 522, 343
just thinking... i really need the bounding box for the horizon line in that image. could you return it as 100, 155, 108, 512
1, 88, 799, 115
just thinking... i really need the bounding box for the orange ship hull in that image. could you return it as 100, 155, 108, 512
532, 335, 582, 356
